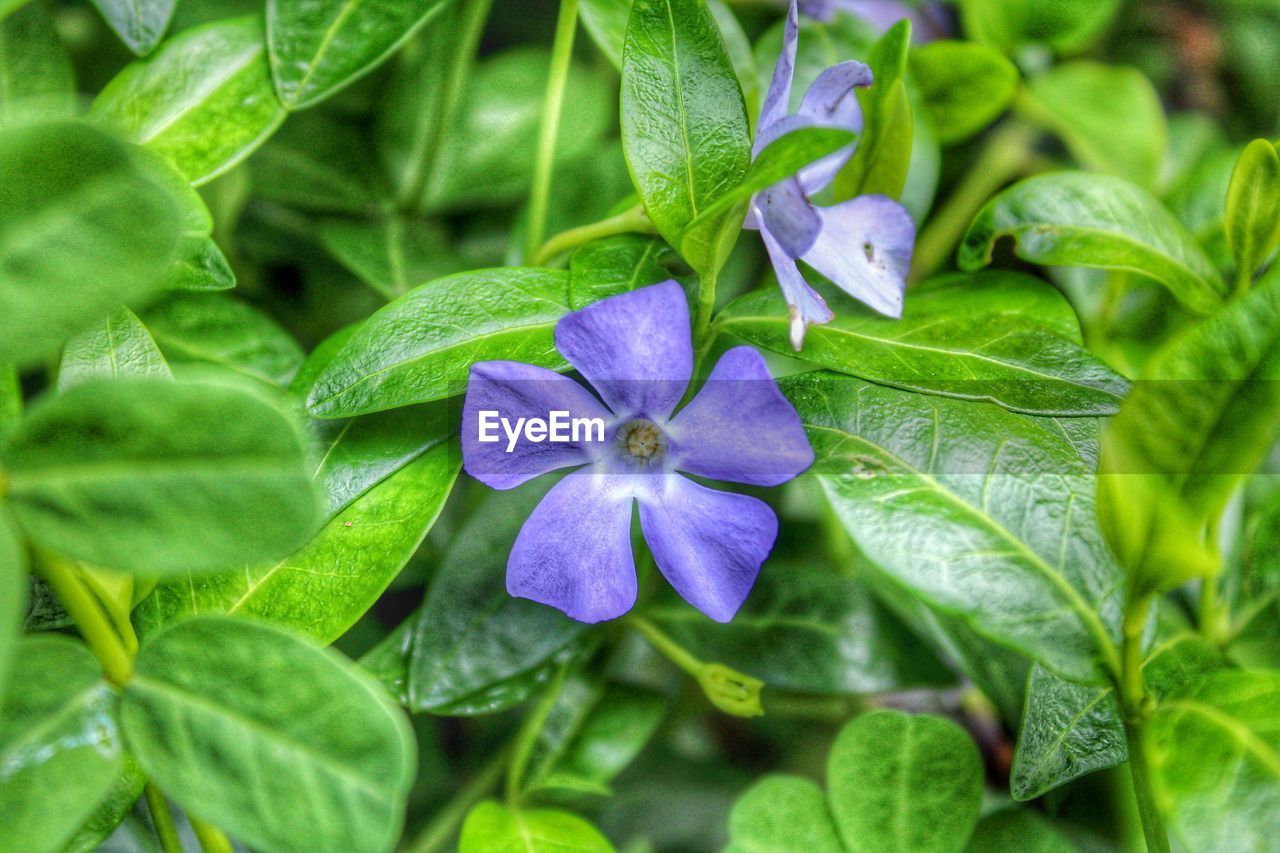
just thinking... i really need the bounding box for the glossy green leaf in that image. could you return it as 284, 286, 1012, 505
57, 307, 172, 391
910, 41, 1018, 145
621, 0, 750, 275
0, 506, 25, 701
960, 172, 1227, 315
0, 2, 74, 129
960, 0, 1120, 56
122, 616, 415, 853
722, 272, 1128, 417
143, 293, 305, 387
0, 636, 123, 853
267, 0, 450, 109
963, 810, 1074, 853
726, 776, 843, 853
1226, 138, 1280, 283
3, 379, 318, 575
827, 710, 983, 853
168, 237, 236, 292
403, 482, 588, 714
0, 121, 184, 365
89, 0, 174, 55
647, 559, 951, 695
1148, 670, 1280, 852
837, 20, 912, 202
92, 16, 286, 186
580, 0, 631, 69
136, 440, 458, 642
320, 217, 465, 300
306, 267, 571, 418
1099, 266, 1280, 592
459, 801, 615, 852
1018, 61, 1167, 189
569, 235, 676, 309
785, 372, 1123, 683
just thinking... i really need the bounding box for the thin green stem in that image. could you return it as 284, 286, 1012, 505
504, 663, 570, 806
524, 0, 581, 261
531, 203, 652, 266
1118, 594, 1171, 853
695, 267, 719, 346
1124, 721, 1172, 853
144, 782, 183, 853
190, 817, 233, 853
404, 0, 494, 211
627, 615, 702, 677
36, 549, 133, 685
628, 615, 763, 717
908, 120, 1039, 285
404, 749, 509, 853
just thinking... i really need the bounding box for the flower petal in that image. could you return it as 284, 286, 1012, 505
462, 361, 612, 490
756, 0, 800, 154
757, 177, 822, 258
759, 216, 834, 350
796, 61, 871, 193
801, 194, 914, 318
836, 0, 952, 42
554, 280, 693, 420
667, 346, 814, 486
638, 476, 778, 622
508, 470, 637, 623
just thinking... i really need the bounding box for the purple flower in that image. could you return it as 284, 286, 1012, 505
800, 0, 953, 42
750, 0, 917, 350
461, 281, 813, 624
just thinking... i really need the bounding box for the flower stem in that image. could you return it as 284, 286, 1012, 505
405, 749, 509, 853
36, 549, 133, 685
524, 0, 581, 262
627, 615, 763, 717
403, 0, 493, 211
908, 120, 1039, 285
627, 615, 702, 676
190, 817, 234, 853
1124, 721, 1172, 853
532, 203, 652, 266
144, 782, 183, 853
1118, 594, 1172, 853
504, 662, 570, 805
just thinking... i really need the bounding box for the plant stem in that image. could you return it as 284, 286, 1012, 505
908, 120, 1039, 285
531, 203, 652, 266
403, 0, 494, 211
627, 615, 702, 677
190, 817, 234, 853
1118, 595, 1172, 853
1199, 575, 1227, 647
504, 663, 569, 805
404, 749, 509, 853
524, 0, 581, 262
1124, 722, 1172, 853
36, 549, 133, 685
144, 781, 183, 853
695, 267, 719, 346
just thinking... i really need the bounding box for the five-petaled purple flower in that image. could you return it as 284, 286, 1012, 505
461, 281, 814, 624
750, 0, 917, 350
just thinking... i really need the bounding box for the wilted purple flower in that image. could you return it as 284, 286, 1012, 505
750, 0, 916, 350
799, 0, 952, 42
461, 281, 813, 624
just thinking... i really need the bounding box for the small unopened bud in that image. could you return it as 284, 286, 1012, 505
698, 663, 764, 718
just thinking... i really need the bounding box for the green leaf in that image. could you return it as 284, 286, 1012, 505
320, 216, 465, 300
1018, 61, 1167, 189
63, 756, 147, 853
827, 710, 983, 853
0, 506, 25, 701
580, 0, 631, 69
1099, 267, 1280, 592
647, 558, 952, 695
58, 307, 172, 392
92, 16, 286, 186
0, 1, 75, 129
306, 267, 571, 418
963, 809, 1075, 853
89, 0, 175, 55
3, 378, 318, 575
837, 20, 913, 202
0, 636, 124, 853
167, 237, 236, 292
251, 110, 386, 213
785, 372, 1123, 683
621, 0, 750, 275
0, 363, 20, 442
142, 293, 305, 387
403, 482, 588, 714
959, 0, 1120, 56
569, 235, 676, 309
722, 272, 1128, 417
1148, 670, 1280, 852
267, 0, 450, 109
136, 439, 458, 643
960, 172, 1227, 315
122, 616, 414, 853
1226, 138, 1280, 283
910, 41, 1018, 146
0, 121, 185, 365
459, 800, 615, 853
726, 776, 843, 853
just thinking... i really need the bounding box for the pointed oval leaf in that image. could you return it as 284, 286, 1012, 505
1226, 138, 1280, 283
122, 616, 415, 853
459, 801, 614, 853
569, 235, 676, 309
960, 172, 1227, 315
58, 307, 172, 391
89, 0, 175, 55
910, 41, 1019, 146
